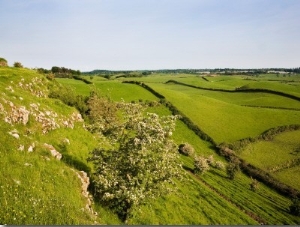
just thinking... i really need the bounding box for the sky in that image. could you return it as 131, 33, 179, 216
0, 0, 299, 71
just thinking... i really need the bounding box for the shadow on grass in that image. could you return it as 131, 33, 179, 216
61, 153, 91, 173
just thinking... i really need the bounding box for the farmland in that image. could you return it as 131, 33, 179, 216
1, 67, 300, 224
57, 72, 300, 224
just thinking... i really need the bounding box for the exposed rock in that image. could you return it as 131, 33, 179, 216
4, 103, 29, 125
24, 163, 33, 167
72, 169, 95, 215
18, 145, 24, 151
28, 142, 35, 152
71, 112, 84, 122
8, 130, 19, 139
5, 86, 14, 93
62, 138, 70, 145
44, 143, 62, 160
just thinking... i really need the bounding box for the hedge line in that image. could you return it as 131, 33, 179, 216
73, 75, 93, 84
124, 80, 300, 198
166, 80, 300, 102
217, 145, 300, 198
225, 124, 300, 152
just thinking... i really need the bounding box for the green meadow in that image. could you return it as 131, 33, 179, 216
1, 68, 300, 224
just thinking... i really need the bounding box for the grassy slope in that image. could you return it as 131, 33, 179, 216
7, 73, 299, 224
0, 67, 121, 225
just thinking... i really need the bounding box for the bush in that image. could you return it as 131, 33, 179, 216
178, 143, 195, 157
13, 62, 23, 68
207, 155, 215, 166
215, 161, 225, 170
290, 198, 300, 216
86, 91, 119, 135
250, 178, 259, 192
226, 157, 240, 180
194, 156, 210, 174
48, 83, 89, 118
0, 57, 8, 67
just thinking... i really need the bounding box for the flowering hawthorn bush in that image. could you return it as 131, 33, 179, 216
194, 156, 210, 174
88, 101, 182, 220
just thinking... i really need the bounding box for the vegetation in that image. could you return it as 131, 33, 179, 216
13, 62, 23, 68
1, 64, 300, 224
88, 101, 182, 220
0, 57, 8, 67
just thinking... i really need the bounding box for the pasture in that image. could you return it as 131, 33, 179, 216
58, 73, 300, 224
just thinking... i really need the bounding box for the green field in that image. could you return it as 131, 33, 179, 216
146, 82, 300, 143
240, 130, 300, 190
2, 68, 300, 224
75, 74, 300, 224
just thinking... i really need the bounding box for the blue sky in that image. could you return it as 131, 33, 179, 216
0, 0, 299, 71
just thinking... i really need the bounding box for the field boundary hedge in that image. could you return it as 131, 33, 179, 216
73, 75, 93, 84
166, 80, 300, 102
225, 124, 300, 152
123, 80, 300, 199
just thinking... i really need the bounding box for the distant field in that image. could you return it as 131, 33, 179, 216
147, 82, 300, 143
240, 130, 300, 190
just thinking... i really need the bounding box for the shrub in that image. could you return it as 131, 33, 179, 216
250, 177, 259, 192
178, 143, 195, 157
226, 157, 240, 180
207, 155, 215, 166
215, 161, 225, 170
0, 57, 8, 67
289, 198, 300, 216
13, 62, 23, 68
194, 156, 210, 174
86, 91, 119, 136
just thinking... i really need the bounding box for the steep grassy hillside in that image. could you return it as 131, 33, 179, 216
0, 67, 121, 225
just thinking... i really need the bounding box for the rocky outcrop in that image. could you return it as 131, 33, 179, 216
18, 77, 46, 98
8, 129, 20, 139
44, 143, 62, 160
2, 99, 29, 125
71, 169, 97, 217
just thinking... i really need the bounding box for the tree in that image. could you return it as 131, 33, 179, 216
13, 62, 23, 68
88, 101, 182, 220
0, 57, 8, 67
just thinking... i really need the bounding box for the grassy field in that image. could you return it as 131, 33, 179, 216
2, 68, 300, 224
146, 82, 300, 143
240, 130, 300, 190
75, 76, 300, 224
